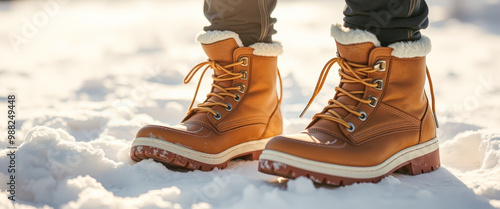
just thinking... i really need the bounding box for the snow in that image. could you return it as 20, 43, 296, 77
1, 0, 500, 208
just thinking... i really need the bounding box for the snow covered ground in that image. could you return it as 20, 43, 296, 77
1, 0, 499, 208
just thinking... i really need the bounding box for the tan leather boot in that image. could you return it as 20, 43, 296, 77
259, 25, 440, 185
131, 31, 283, 171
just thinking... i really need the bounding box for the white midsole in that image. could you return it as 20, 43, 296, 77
259, 137, 439, 179
132, 137, 272, 165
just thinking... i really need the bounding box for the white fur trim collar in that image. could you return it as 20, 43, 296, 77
331, 24, 431, 58
388, 36, 431, 58
249, 42, 283, 57
196, 30, 244, 47
196, 30, 282, 57
331, 24, 381, 47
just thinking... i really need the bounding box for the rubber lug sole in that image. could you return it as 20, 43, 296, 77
130, 145, 263, 171
258, 148, 440, 186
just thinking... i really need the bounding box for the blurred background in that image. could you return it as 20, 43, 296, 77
0, 0, 499, 208
1, 0, 500, 137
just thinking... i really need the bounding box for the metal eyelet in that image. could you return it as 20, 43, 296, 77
225, 103, 232, 111
375, 60, 386, 71
234, 94, 240, 102
238, 56, 248, 66
240, 70, 248, 80
358, 111, 367, 121
213, 111, 221, 120
236, 83, 246, 93
373, 79, 383, 90
368, 96, 378, 107
346, 122, 355, 132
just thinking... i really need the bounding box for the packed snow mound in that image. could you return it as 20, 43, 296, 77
0, 126, 116, 206
440, 130, 500, 208
62, 175, 182, 209
441, 131, 500, 171
1, 125, 496, 209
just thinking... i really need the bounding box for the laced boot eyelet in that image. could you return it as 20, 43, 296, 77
368, 96, 378, 107
346, 122, 355, 132
240, 70, 248, 80
225, 103, 232, 111
234, 94, 241, 102
236, 83, 246, 93
238, 57, 248, 66
375, 60, 386, 71
358, 111, 367, 121
373, 79, 383, 90
213, 111, 221, 120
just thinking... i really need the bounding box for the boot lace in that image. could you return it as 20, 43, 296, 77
300, 57, 438, 129
183, 59, 247, 117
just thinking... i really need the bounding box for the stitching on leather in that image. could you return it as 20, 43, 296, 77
353, 124, 419, 143
338, 42, 374, 50
218, 116, 268, 129
351, 104, 420, 142
392, 57, 425, 62
380, 103, 420, 125
203, 39, 238, 49
218, 123, 266, 135
353, 120, 417, 139
251, 56, 276, 61
355, 128, 421, 145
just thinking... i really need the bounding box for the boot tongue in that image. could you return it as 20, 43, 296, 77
201, 38, 239, 65
200, 38, 240, 103
336, 41, 374, 64
329, 41, 376, 117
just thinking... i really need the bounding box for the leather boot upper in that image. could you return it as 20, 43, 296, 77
264, 33, 437, 167
136, 37, 283, 154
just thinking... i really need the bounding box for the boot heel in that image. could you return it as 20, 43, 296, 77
396, 149, 440, 175
239, 150, 263, 160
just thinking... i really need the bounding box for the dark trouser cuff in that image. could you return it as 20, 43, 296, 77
203, 0, 277, 46
343, 0, 429, 46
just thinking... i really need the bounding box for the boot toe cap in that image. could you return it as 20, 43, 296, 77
134, 123, 213, 151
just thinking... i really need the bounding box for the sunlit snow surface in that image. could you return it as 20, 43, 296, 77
0, 0, 499, 208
